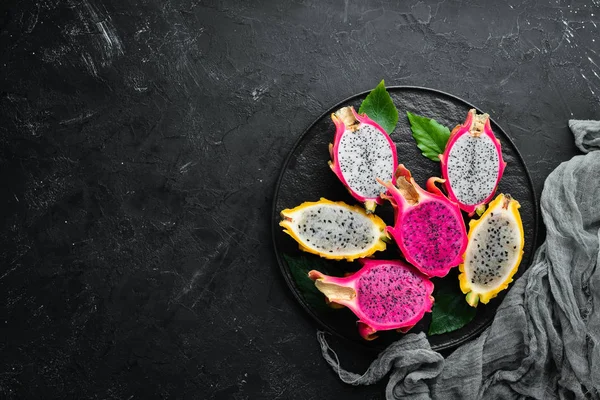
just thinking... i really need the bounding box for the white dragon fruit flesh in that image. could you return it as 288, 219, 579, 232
440, 109, 506, 216
329, 106, 398, 213
280, 198, 387, 261
459, 193, 525, 307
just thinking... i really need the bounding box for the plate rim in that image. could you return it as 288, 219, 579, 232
271, 85, 539, 352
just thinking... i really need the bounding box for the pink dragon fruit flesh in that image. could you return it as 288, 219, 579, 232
329, 106, 398, 213
308, 259, 434, 340
378, 165, 468, 278
439, 109, 507, 216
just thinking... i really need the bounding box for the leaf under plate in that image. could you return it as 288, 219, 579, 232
428, 276, 477, 336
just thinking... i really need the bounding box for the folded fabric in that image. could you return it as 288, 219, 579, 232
317, 120, 600, 400
569, 120, 600, 153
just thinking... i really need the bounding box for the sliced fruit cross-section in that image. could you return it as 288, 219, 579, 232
280, 198, 387, 262
459, 193, 525, 307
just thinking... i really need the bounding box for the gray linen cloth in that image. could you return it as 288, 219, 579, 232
317, 120, 600, 399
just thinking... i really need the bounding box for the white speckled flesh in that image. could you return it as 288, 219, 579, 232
337, 124, 394, 199
463, 210, 521, 291
291, 204, 380, 256
447, 134, 499, 205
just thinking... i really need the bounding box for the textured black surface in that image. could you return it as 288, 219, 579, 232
273, 87, 538, 352
1, 0, 598, 399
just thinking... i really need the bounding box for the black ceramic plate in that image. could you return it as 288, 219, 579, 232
272, 87, 538, 352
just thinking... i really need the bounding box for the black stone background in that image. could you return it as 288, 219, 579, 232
0, 0, 597, 399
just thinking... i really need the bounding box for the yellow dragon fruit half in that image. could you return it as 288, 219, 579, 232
459, 194, 525, 307
279, 198, 387, 261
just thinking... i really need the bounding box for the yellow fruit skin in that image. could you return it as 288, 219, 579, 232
279, 198, 387, 262
458, 194, 525, 307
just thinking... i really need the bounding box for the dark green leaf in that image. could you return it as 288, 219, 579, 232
407, 111, 451, 162
358, 80, 399, 135
428, 279, 477, 336
283, 254, 344, 312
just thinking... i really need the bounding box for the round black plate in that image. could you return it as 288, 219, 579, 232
272, 86, 538, 352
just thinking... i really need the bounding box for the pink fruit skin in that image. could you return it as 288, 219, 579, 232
439, 109, 507, 216
330, 107, 398, 209
379, 165, 468, 278
308, 259, 434, 340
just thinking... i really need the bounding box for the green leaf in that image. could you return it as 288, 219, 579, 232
283, 254, 344, 312
407, 111, 451, 162
359, 80, 399, 135
428, 279, 477, 336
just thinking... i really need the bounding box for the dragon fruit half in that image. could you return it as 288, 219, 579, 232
378, 165, 468, 278
279, 198, 387, 261
439, 109, 506, 216
329, 106, 398, 213
308, 259, 434, 340
459, 193, 524, 307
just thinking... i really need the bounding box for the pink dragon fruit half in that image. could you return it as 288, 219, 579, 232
439, 109, 507, 216
378, 165, 468, 278
329, 106, 398, 213
308, 259, 434, 340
